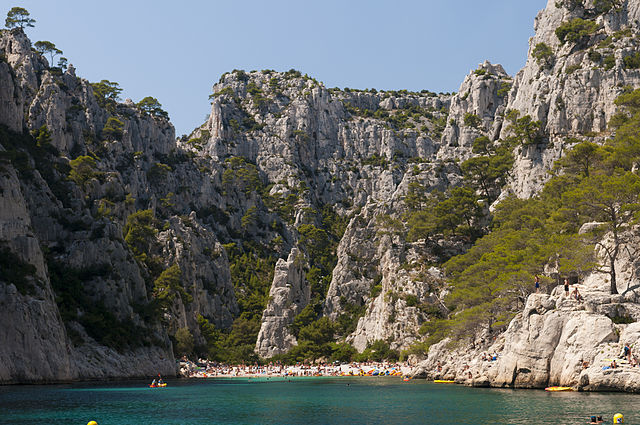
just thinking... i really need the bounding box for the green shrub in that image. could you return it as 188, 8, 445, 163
611, 315, 635, 324
532, 43, 554, 66
565, 64, 582, 74
370, 282, 383, 298
335, 298, 366, 336
588, 50, 602, 62
623, 52, 640, 69
594, 0, 620, 14
497, 82, 512, 97
604, 54, 616, 70
555, 18, 599, 44
240, 206, 258, 231
124, 209, 159, 264
362, 154, 388, 168
136, 96, 169, 119
222, 156, 262, 195
232, 69, 248, 81
331, 342, 358, 363
154, 264, 191, 308
90, 80, 121, 112
284, 69, 302, 78
463, 113, 482, 128
355, 340, 399, 362
147, 162, 172, 184
174, 327, 195, 357
68, 155, 98, 187
405, 294, 419, 307
102, 116, 124, 141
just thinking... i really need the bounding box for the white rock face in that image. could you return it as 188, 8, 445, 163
255, 248, 309, 357
438, 61, 512, 161
412, 288, 640, 392
503, 0, 640, 197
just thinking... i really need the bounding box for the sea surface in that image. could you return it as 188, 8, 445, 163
0, 377, 638, 425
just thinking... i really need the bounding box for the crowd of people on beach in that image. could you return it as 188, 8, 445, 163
177, 358, 411, 379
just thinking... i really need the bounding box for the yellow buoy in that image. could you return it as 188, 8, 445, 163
613, 413, 624, 423
87, 422, 98, 425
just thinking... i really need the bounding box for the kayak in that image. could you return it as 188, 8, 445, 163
545, 386, 573, 392
433, 380, 455, 384
149, 383, 167, 388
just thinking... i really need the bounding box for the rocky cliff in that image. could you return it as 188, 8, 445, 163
411, 281, 640, 392
408, 0, 640, 391
503, 0, 640, 197
0, 28, 236, 382
3, 0, 640, 386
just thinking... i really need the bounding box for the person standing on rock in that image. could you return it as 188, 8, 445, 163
564, 278, 570, 297
623, 343, 632, 363
535, 275, 540, 293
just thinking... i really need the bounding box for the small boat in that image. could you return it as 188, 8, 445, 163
403, 376, 412, 382
433, 380, 455, 384
544, 386, 573, 392
149, 383, 167, 388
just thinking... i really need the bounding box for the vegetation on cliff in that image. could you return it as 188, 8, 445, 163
414, 89, 640, 352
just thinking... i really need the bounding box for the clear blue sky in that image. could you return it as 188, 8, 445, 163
7, 1, 547, 137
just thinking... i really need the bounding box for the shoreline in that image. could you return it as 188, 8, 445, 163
178, 360, 411, 379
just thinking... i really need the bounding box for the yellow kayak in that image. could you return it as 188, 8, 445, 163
433, 380, 455, 384
545, 386, 573, 392
149, 383, 167, 388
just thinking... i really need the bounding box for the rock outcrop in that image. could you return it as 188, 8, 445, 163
0, 28, 235, 382
411, 286, 640, 392
255, 248, 309, 357
502, 0, 640, 197
4, 0, 640, 387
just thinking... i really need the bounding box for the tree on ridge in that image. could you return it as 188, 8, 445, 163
5, 7, 35, 30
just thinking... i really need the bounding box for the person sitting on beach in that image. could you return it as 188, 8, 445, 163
589, 416, 598, 424
611, 360, 618, 369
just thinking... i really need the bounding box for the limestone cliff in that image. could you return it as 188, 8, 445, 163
503, 0, 640, 197
411, 285, 640, 392
0, 28, 236, 382
3, 0, 640, 387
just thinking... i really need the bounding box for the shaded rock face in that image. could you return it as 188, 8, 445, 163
0, 28, 236, 382
255, 248, 309, 357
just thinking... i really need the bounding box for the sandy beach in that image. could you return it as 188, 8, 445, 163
179, 360, 413, 379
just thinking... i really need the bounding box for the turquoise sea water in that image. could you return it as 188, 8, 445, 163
0, 377, 638, 425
